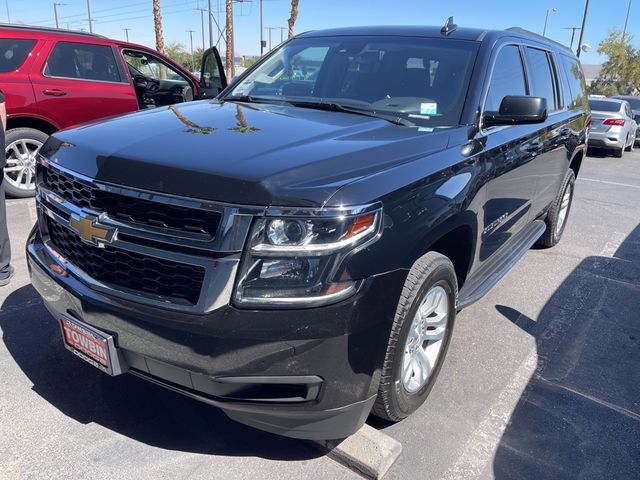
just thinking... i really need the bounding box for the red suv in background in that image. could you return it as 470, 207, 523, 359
1, 24, 226, 197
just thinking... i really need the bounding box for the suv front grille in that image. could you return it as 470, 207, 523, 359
47, 219, 205, 305
43, 167, 221, 237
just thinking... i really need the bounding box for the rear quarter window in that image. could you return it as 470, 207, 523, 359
0, 38, 36, 72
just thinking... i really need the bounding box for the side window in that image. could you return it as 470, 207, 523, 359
485, 45, 527, 112
45, 41, 122, 82
202, 51, 223, 92
560, 55, 587, 109
524, 47, 557, 111
0, 38, 36, 73
123, 50, 187, 83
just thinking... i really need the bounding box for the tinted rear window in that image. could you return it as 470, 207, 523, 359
0, 39, 36, 72
588, 100, 621, 112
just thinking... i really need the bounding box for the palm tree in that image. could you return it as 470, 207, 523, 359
225, 0, 234, 81
152, 0, 165, 54
169, 105, 216, 135
288, 0, 299, 39
229, 105, 259, 133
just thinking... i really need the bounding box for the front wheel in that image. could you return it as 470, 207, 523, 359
4, 127, 49, 198
372, 252, 457, 422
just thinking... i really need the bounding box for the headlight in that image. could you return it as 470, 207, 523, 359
234, 205, 382, 308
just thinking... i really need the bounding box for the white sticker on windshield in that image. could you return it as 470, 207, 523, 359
420, 102, 438, 115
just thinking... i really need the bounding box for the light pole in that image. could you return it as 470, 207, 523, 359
576, 0, 591, 58
278, 26, 286, 44
260, 0, 264, 55
208, 0, 213, 48
196, 8, 206, 51
86, 0, 93, 33
122, 27, 131, 42
623, 0, 632, 37
187, 29, 195, 71
543, 7, 557, 37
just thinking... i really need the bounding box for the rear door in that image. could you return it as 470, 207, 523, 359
31, 40, 138, 129
521, 46, 567, 216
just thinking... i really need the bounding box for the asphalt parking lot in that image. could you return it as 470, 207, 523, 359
1, 149, 639, 480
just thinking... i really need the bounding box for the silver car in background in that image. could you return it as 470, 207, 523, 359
587, 98, 637, 157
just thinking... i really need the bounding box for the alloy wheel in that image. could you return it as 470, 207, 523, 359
4, 138, 41, 193
402, 285, 449, 393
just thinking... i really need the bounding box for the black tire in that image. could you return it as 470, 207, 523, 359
625, 136, 633, 152
537, 169, 575, 248
613, 147, 624, 158
372, 252, 457, 422
3, 127, 49, 198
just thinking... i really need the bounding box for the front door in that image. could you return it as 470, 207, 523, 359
200, 47, 227, 99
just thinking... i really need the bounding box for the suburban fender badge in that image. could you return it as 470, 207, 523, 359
68, 214, 116, 247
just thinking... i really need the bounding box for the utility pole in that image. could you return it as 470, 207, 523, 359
86, 0, 93, 33
265, 27, 276, 50
564, 27, 581, 49
197, 8, 206, 51
208, 0, 213, 48
5, 0, 10, 23
260, 0, 264, 55
122, 27, 131, 42
187, 29, 195, 71
623, 0, 632, 37
53, 3, 66, 29
576, 0, 590, 58
278, 26, 286, 44
543, 7, 557, 37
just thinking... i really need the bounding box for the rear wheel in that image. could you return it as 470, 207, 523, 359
537, 170, 575, 248
613, 146, 624, 158
625, 134, 633, 152
4, 127, 48, 198
372, 252, 457, 422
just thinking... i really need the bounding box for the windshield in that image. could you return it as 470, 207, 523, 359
225, 36, 479, 127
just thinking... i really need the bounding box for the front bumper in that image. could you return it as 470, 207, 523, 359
27, 227, 406, 439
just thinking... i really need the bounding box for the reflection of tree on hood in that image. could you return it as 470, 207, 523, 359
228, 105, 259, 133
168, 105, 216, 135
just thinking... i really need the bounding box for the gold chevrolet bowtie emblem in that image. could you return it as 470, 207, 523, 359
69, 215, 115, 246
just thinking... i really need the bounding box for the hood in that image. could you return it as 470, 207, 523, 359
41, 100, 452, 207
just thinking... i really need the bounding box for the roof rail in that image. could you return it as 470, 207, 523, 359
506, 27, 573, 53
0, 23, 107, 39
441, 16, 458, 36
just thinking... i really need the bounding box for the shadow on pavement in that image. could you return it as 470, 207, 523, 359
0, 285, 321, 460
492, 225, 640, 478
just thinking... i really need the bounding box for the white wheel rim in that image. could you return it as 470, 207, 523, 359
4, 138, 42, 191
401, 285, 449, 393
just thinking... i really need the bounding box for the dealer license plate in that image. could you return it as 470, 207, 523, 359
59, 316, 123, 375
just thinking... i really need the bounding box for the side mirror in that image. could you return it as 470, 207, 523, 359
484, 96, 548, 128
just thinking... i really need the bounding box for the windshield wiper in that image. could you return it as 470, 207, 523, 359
289, 101, 415, 127
224, 95, 294, 107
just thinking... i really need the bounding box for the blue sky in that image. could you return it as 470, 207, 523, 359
4, 0, 638, 63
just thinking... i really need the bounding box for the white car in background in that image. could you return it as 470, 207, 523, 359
587, 98, 637, 157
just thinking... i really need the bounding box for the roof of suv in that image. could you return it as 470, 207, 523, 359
0, 23, 107, 39
297, 25, 574, 54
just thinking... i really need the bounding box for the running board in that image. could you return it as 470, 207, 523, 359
457, 220, 546, 310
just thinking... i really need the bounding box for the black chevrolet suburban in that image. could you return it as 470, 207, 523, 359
27, 23, 589, 440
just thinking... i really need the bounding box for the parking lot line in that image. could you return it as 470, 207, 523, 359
579, 177, 640, 190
